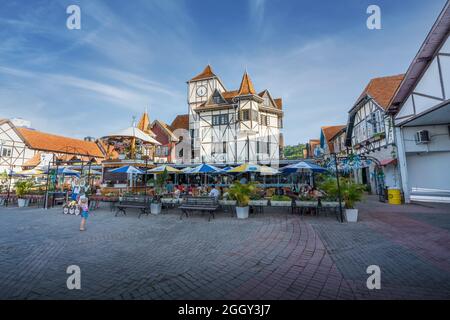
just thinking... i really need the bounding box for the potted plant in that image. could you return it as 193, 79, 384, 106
15, 180, 33, 207
151, 168, 167, 214
228, 181, 256, 219
295, 194, 317, 208
270, 195, 292, 207
341, 180, 365, 222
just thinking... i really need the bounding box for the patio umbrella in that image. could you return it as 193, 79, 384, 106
147, 164, 182, 174
280, 161, 328, 173
42, 167, 81, 177
16, 169, 44, 176
187, 163, 222, 186
228, 163, 279, 174
109, 165, 145, 192
109, 165, 144, 174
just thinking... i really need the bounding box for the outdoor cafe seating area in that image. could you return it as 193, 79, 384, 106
1, 160, 343, 221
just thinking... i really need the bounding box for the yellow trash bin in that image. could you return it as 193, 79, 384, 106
388, 188, 402, 205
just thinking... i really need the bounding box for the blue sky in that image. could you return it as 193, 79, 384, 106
0, 0, 447, 145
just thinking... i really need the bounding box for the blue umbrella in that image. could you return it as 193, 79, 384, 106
109, 165, 144, 174
187, 163, 222, 186
187, 163, 222, 174
281, 161, 328, 173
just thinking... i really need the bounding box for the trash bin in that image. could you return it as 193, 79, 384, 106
388, 188, 401, 205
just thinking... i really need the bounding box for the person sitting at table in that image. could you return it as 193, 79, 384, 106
308, 187, 323, 198
209, 185, 220, 199
174, 187, 181, 198
166, 180, 174, 194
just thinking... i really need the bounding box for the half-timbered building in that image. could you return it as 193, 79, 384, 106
0, 118, 105, 174
345, 74, 404, 193
186, 65, 283, 165
388, 2, 450, 203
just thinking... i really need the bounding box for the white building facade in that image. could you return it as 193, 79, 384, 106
345, 75, 404, 194
388, 4, 450, 203
186, 65, 283, 165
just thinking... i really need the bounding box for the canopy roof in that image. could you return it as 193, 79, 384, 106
103, 126, 161, 145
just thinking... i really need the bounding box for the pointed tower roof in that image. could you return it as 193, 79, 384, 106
137, 112, 156, 137
238, 71, 256, 95
190, 65, 216, 81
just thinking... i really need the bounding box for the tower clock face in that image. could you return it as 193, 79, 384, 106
196, 85, 207, 97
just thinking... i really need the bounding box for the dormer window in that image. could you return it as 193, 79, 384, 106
263, 96, 270, 107
213, 95, 222, 104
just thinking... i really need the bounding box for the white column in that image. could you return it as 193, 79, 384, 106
395, 127, 410, 203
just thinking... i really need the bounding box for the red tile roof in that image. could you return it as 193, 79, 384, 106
274, 98, 282, 109
321, 126, 346, 152
170, 114, 189, 131
358, 74, 405, 110
238, 71, 256, 95
137, 112, 156, 137
17, 127, 105, 158
22, 152, 42, 168
190, 65, 216, 81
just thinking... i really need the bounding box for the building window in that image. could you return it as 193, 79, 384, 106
212, 114, 229, 126
260, 115, 269, 126
213, 95, 222, 104
1, 147, 12, 157
264, 96, 270, 107
223, 141, 227, 154
267, 136, 270, 155
241, 110, 250, 121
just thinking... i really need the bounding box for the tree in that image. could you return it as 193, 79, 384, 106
283, 143, 306, 160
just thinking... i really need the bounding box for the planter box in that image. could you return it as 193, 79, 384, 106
17, 198, 27, 208
249, 200, 268, 206
236, 206, 249, 219
295, 200, 317, 208
345, 209, 358, 222
320, 201, 340, 208
151, 203, 162, 215
219, 200, 237, 206
271, 200, 292, 207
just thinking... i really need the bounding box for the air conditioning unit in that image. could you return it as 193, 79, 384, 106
415, 130, 430, 144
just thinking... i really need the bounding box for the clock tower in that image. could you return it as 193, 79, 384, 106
187, 65, 226, 109
187, 65, 226, 162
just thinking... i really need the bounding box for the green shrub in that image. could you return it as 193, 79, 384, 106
228, 181, 256, 207
14, 180, 34, 198
271, 195, 291, 202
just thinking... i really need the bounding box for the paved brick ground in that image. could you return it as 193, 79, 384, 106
0, 197, 449, 300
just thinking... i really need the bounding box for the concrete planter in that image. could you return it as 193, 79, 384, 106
151, 203, 162, 215
17, 198, 27, 208
295, 200, 317, 207
249, 200, 268, 206
345, 209, 358, 222
271, 200, 292, 207
236, 206, 249, 219
219, 200, 237, 206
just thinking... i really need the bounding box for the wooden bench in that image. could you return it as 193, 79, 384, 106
179, 196, 219, 221
115, 196, 151, 218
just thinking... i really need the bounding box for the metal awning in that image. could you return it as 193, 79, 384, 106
398, 100, 450, 127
